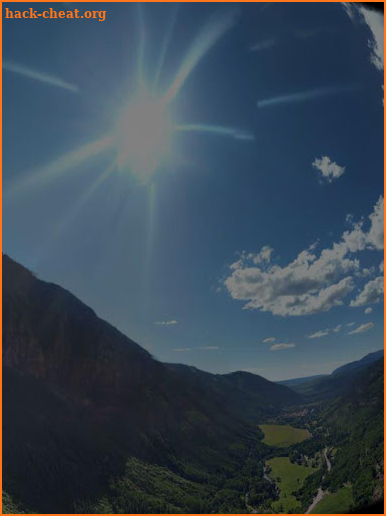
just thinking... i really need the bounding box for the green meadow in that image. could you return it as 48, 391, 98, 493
266, 457, 315, 513
259, 424, 310, 447
310, 486, 354, 514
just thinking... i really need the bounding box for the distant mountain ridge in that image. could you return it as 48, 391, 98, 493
332, 349, 384, 376
277, 374, 329, 387
288, 350, 384, 401
278, 350, 383, 387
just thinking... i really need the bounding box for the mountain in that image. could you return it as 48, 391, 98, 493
2, 254, 298, 513
278, 351, 383, 390
166, 364, 300, 423
288, 351, 384, 402
332, 350, 384, 376
291, 358, 384, 513
322, 358, 384, 510
277, 374, 329, 387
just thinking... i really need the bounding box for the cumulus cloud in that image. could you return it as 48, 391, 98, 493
348, 322, 374, 335
155, 320, 178, 326
308, 330, 329, 339
224, 197, 383, 316
263, 337, 276, 343
270, 343, 295, 351
312, 156, 345, 183
365, 307, 373, 314
367, 196, 384, 250
350, 275, 384, 306
252, 245, 274, 265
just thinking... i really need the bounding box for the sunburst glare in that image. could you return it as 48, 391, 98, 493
5, 6, 254, 195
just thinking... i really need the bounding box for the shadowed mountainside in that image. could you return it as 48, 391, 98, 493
2, 254, 299, 513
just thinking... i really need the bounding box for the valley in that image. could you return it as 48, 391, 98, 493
2, 255, 384, 514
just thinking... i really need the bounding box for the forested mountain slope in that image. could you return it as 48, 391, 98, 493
2, 254, 297, 513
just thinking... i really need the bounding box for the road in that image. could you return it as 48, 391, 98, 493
305, 447, 331, 513
323, 447, 332, 472
306, 487, 324, 514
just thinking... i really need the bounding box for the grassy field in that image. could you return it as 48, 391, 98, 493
266, 457, 315, 513
259, 424, 310, 447
310, 486, 354, 514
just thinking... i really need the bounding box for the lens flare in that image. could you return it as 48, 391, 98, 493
8, 8, 253, 191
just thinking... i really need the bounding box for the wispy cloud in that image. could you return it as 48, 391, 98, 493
199, 346, 219, 350
308, 330, 329, 339
312, 156, 345, 183
333, 324, 342, 333
263, 337, 276, 343
3, 60, 79, 92
361, 7, 384, 72
250, 38, 276, 52
348, 322, 374, 335
343, 4, 384, 72
257, 84, 360, 109
173, 347, 190, 352
270, 343, 295, 351
155, 319, 178, 326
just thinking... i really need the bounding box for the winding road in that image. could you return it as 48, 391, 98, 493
305, 447, 331, 513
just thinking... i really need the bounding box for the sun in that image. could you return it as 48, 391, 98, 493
9, 8, 255, 196
114, 96, 172, 184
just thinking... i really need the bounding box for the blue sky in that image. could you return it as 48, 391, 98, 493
3, 2, 384, 380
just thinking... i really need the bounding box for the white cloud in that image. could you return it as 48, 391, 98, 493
360, 6, 384, 72
347, 322, 356, 327
155, 320, 178, 326
342, 3, 383, 101
270, 343, 295, 351
333, 324, 342, 333
364, 307, 373, 314
342, 3, 357, 21
350, 275, 384, 306
380, 261, 384, 273
308, 330, 329, 339
224, 197, 383, 316
199, 346, 219, 350
348, 322, 374, 335
312, 156, 345, 183
252, 245, 274, 265
263, 337, 276, 343
173, 347, 190, 352
366, 196, 384, 250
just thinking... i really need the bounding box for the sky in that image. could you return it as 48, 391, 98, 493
3, 2, 384, 381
